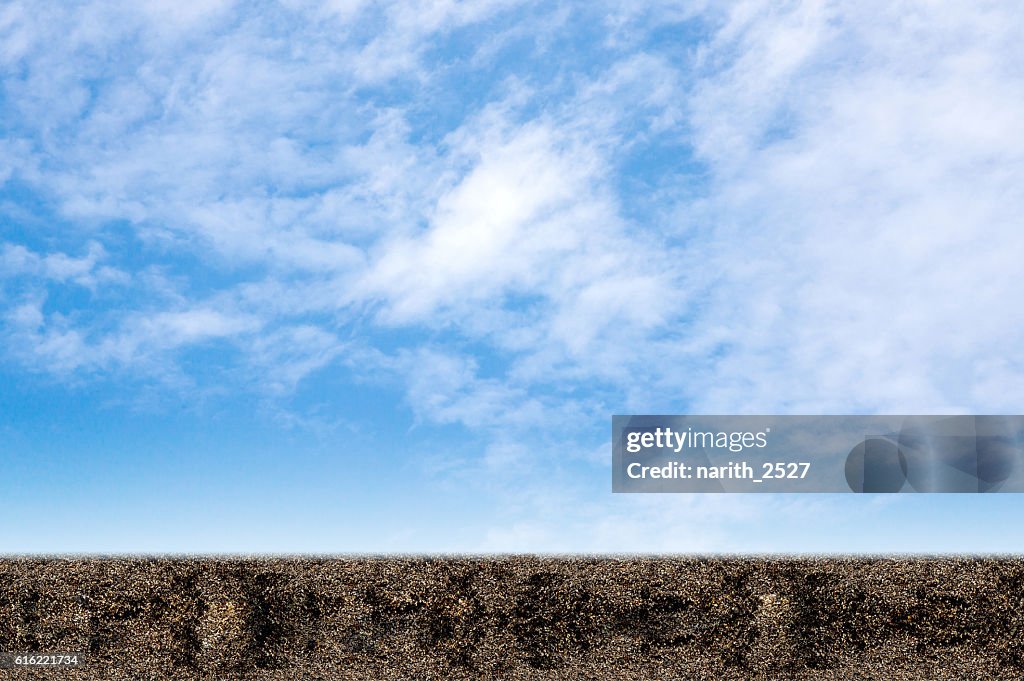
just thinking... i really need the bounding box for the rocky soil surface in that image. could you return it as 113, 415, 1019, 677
1, 557, 1023, 679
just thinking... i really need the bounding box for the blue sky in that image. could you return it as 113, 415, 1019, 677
2, 0, 1024, 553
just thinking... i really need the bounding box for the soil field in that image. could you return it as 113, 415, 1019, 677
1, 557, 1023, 679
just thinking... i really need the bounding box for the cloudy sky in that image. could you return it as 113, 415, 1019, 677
2, 0, 1023, 553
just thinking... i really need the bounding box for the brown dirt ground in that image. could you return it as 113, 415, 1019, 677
1, 557, 1023, 679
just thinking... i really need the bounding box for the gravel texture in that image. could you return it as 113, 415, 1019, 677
1, 557, 1023, 679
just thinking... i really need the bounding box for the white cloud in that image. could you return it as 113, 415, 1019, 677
134, 0, 236, 30
3, 297, 260, 376
345, 0, 529, 82
652, 0, 1024, 415
248, 325, 346, 393
400, 348, 550, 430
0, 242, 128, 289
0, 2, 36, 66
362, 123, 599, 322
138, 309, 260, 347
